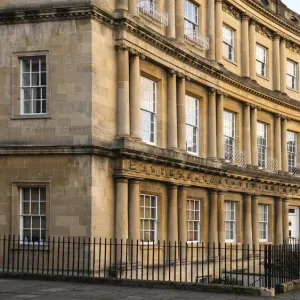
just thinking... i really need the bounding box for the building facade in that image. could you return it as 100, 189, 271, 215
0, 0, 300, 249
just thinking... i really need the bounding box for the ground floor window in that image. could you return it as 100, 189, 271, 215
20, 187, 46, 243
140, 194, 157, 243
225, 201, 236, 243
258, 204, 268, 242
187, 199, 200, 242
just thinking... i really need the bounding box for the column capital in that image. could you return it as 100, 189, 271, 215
215, 0, 223, 3
241, 13, 250, 21
283, 198, 290, 202
208, 188, 218, 194
249, 19, 256, 26
167, 68, 176, 75
208, 87, 216, 94
276, 197, 283, 201
185, 75, 191, 81
280, 36, 287, 44
130, 179, 140, 184
242, 192, 252, 197
177, 72, 185, 78
115, 177, 129, 183
244, 102, 250, 107
178, 185, 188, 191
115, 42, 128, 51
217, 189, 227, 195
272, 32, 282, 40
168, 183, 178, 189
129, 48, 139, 56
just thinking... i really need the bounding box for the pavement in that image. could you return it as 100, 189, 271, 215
1, 278, 300, 299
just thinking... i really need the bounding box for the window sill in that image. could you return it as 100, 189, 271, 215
287, 87, 299, 93
10, 114, 51, 120
256, 73, 269, 81
223, 57, 238, 66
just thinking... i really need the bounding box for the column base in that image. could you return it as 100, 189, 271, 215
207, 157, 219, 162
113, 9, 128, 18
246, 164, 258, 170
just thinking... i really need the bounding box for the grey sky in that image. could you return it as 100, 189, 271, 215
282, 0, 300, 14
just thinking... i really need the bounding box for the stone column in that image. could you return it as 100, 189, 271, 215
178, 186, 187, 244
208, 88, 217, 159
116, 46, 130, 137
273, 33, 281, 91
175, 0, 184, 42
251, 195, 259, 249
167, 70, 178, 149
217, 91, 224, 160
128, 0, 137, 17
207, 0, 215, 60
241, 13, 250, 78
275, 198, 283, 245
177, 76, 186, 151
244, 104, 251, 165
274, 115, 282, 171
167, 0, 176, 39
249, 19, 257, 81
215, 0, 223, 64
218, 191, 225, 247
115, 178, 129, 243
243, 194, 253, 247
116, 0, 128, 11
251, 106, 258, 167
129, 180, 140, 243
282, 198, 289, 244
129, 52, 141, 139
281, 118, 288, 172
280, 38, 287, 94
209, 190, 218, 248
168, 185, 178, 260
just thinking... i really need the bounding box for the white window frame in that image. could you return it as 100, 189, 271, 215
20, 56, 47, 115
224, 201, 236, 243
224, 110, 235, 162
257, 122, 268, 169
184, 0, 198, 36
256, 45, 267, 77
287, 60, 297, 90
223, 25, 235, 61
187, 199, 201, 243
140, 194, 157, 244
20, 187, 46, 244
186, 95, 199, 154
140, 76, 157, 145
287, 131, 297, 173
258, 204, 268, 242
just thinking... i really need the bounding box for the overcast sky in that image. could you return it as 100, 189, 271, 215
282, 0, 300, 14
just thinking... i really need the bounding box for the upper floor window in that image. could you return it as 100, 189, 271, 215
258, 204, 268, 242
224, 110, 235, 162
186, 95, 199, 154
20, 57, 47, 115
187, 199, 200, 242
287, 60, 297, 90
256, 45, 267, 77
223, 25, 235, 61
257, 122, 267, 169
140, 76, 157, 144
184, 0, 198, 35
20, 187, 46, 243
225, 201, 236, 243
287, 131, 297, 173
140, 194, 157, 243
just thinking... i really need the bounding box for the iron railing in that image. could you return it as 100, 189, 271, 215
264, 158, 279, 174
138, 0, 168, 27
290, 165, 300, 177
1, 235, 300, 290
184, 28, 209, 50
225, 149, 247, 168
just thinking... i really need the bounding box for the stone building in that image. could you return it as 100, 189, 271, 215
0, 0, 300, 250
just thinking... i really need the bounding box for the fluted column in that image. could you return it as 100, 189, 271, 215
252, 195, 259, 249
167, 70, 178, 149
208, 88, 217, 159
168, 185, 178, 260
128, 0, 137, 17
249, 20, 257, 80
244, 104, 251, 165
283, 198, 289, 244
243, 194, 253, 247
209, 190, 218, 247
177, 76, 186, 151
275, 197, 283, 245
129, 180, 140, 243
178, 186, 187, 244
241, 14, 250, 77
218, 191, 225, 246
207, 0, 216, 60
116, 46, 130, 137
115, 178, 129, 242
217, 91, 224, 160
175, 0, 184, 42
273, 33, 281, 91
215, 0, 223, 64
167, 0, 176, 39
281, 118, 288, 172
280, 38, 287, 94
251, 106, 258, 167
274, 115, 282, 171
116, 0, 128, 11
129, 53, 141, 139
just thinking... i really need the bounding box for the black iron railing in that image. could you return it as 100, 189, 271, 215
0, 235, 299, 290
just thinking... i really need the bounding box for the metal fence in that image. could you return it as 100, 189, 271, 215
0, 235, 299, 291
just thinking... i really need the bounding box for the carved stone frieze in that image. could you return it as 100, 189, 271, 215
222, 2, 241, 21
286, 41, 300, 54
255, 23, 273, 39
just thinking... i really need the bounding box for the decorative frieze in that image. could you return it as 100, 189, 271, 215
222, 2, 241, 21
255, 23, 273, 39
